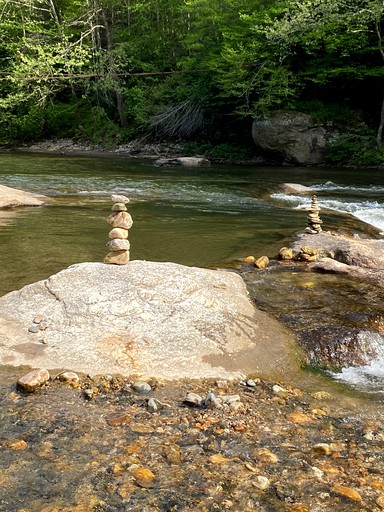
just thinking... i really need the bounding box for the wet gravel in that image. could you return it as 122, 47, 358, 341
1, 366, 384, 512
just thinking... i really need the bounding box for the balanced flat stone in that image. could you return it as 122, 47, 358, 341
109, 228, 128, 239
0, 261, 304, 381
107, 211, 133, 229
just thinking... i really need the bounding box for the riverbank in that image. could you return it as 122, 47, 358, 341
3, 138, 267, 165
1, 365, 384, 512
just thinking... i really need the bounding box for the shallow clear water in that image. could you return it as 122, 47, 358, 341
1, 152, 384, 392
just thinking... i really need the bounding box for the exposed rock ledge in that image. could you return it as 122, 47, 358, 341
278, 183, 313, 195
291, 231, 384, 286
0, 261, 304, 381
0, 184, 50, 208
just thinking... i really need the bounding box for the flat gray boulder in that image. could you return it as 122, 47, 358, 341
154, 157, 211, 167
0, 184, 50, 208
0, 261, 304, 381
278, 183, 313, 195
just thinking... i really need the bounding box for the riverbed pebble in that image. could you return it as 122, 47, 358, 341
132, 381, 152, 394
253, 475, 271, 490
17, 368, 50, 392
254, 255, 269, 269
3, 371, 383, 511
58, 371, 80, 384
331, 484, 362, 502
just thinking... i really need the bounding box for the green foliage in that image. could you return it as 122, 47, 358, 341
293, 100, 357, 128
208, 143, 254, 160
75, 106, 121, 147
182, 141, 253, 160
0, 0, 384, 161
325, 125, 384, 165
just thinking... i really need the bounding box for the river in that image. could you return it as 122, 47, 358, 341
1, 151, 384, 393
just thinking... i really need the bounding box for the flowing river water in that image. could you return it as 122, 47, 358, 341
1, 152, 384, 512
1, 152, 384, 394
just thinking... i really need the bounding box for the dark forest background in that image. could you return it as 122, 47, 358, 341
1, 0, 384, 164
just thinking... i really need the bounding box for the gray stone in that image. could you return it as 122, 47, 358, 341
147, 398, 158, 412
155, 157, 211, 167
106, 238, 130, 251
278, 183, 314, 195
0, 261, 305, 381
183, 392, 203, 406
252, 111, 333, 165
17, 368, 50, 392
132, 381, 152, 394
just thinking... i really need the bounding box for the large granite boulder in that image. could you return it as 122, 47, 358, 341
0, 184, 50, 208
0, 261, 304, 381
252, 111, 331, 165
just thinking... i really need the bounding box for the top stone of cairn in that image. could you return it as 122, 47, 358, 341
111, 194, 130, 204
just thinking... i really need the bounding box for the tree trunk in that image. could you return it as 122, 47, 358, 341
98, 0, 129, 128
377, 95, 384, 149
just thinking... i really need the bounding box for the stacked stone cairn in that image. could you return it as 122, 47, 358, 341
306, 195, 323, 234
104, 194, 132, 265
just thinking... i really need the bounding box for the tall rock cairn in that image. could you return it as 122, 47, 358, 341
306, 195, 323, 234
104, 194, 132, 265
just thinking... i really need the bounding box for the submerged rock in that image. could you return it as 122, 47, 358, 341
0, 260, 305, 381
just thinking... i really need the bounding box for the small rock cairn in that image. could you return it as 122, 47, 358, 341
306, 195, 323, 234
104, 194, 132, 265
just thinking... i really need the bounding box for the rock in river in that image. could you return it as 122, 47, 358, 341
0, 184, 50, 208
0, 261, 305, 380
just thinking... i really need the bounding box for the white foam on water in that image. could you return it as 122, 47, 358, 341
312, 181, 384, 193
271, 191, 384, 233
330, 331, 384, 393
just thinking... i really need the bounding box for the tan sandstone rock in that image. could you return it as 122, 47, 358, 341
108, 228, 128, 239
107, 211, 133, 230
103, 250, 130, 265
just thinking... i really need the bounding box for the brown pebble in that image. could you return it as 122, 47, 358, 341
33, 314, 44, 324
106, 412, 131, 427
254, 255, 269, 269
286, 411, 312, 424
376, 494, 384, 509
131, 467, 155, 488
243, 256, 255, 263
331, 484, 362, 502
255, 448, 278, 464
209, 453, 230, 464
312, 443, 332, 456
104, 250, 130, 265
288, 505, 310, 512
9, 440, 28, 450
